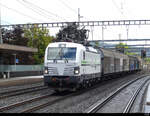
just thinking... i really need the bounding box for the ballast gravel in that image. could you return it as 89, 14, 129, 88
96, 76, 150, 113
34, 73, 149, 113
0, 88, 53, 108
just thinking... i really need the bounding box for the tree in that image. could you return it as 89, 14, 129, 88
24, 26, 54, 64
2, 26, 28, 46
115, 43, 128, 53
56, 22, 89, 43
115, 43, 140, 56
125, 52, 137, 56
95, 41, 100, 47
144, 57, 150, 64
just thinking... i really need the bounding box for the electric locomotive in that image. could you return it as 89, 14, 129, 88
44, 42, 142, 92
44, 42, 101, 92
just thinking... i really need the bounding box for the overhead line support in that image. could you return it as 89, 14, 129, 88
2, 20, 150, 28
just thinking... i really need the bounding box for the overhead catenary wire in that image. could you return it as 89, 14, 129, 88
0, 3, 45, 23
58, 0, 91, 22
16, 0, 60, 22
111, 0, 126, 19
18, 0, 68, 22
58, 0, 77, 15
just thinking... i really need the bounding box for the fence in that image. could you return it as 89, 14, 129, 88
0, 65, 44, 78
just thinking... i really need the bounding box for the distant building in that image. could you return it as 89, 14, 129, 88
0, 44, 40, 78
0, 44, 38, 65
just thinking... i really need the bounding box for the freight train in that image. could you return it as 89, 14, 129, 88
44, 42, 142, 92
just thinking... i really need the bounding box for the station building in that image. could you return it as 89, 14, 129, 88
0, 44, 43, 78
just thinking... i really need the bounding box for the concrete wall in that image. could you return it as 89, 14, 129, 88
0, 71, 43, 78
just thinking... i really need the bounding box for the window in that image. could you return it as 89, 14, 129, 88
47, 47, 76, 60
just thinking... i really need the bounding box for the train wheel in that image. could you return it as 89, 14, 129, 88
88, 82, 92, 87
77, 84, 83, 90
72, 88, 77, 92
83, 81, 88, 88
54, 89, 60, 93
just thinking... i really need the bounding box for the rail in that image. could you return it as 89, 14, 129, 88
84, 75, 147, 113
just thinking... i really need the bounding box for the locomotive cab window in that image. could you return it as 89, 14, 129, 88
47, 47, 77, 60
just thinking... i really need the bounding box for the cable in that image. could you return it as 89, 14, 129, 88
0, 3, 45, 22
57, 0, 90, 21
58, 0, 77, 15
20, 0, 68, 21
22, 0, 64, 20
17, 0, 60, 22
112, 0, 121, 14
111, 0, 126, 19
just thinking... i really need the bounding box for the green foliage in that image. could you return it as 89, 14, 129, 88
115, 43, 128, 53
56, 22, 88, 43
125, 52, 137, 56
24, 26, 54, 64
144, 58, 150, 64
2, 26, 28, 46
116, 43, 128, 49
95, 41, 100, 47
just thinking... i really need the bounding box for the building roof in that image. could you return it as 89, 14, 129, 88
0, 44, 38, 53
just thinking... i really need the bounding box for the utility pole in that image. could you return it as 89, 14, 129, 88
102, 26, 104, 47
0, 0, 2, 44
102, 26, 106, 48
126, 25, 129, 45
91, 26, 93, 41
78, 8, 83, 23
119, 33, 121, 44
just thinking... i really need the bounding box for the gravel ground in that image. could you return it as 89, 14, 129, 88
5, 94, 61, 113
34, 72, 149, 113
0, 82, 44, 93
0, 78, 43, 88
0, 88, 53, 108
96, 76, 150, 113
131, 80, 150, 113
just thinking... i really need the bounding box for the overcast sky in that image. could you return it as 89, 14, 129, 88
1, 0, 150, 44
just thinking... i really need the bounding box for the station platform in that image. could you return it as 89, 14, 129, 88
0, 75, 44, 87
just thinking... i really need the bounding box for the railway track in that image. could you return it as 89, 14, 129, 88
0, 93, 52, 113
0, 73, 148, 113
123, 78, 148, 113
84, 75, 149, 113
0, 90, 79, 113
18, 74, 150, 113
0, 85, 48, 99
0, 76, 122, 113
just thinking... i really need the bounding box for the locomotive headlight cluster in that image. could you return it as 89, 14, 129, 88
44, 67, 48, 74
74, 67, 80, 74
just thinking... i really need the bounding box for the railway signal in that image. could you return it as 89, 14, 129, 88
141, 50, 146, 58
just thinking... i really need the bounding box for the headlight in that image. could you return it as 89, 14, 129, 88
44, 67, 48, 74
74, 70, 79, 74
74, 67, 80, 74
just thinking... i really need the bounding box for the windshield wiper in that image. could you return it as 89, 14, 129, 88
61, 48, 68, 63
53, 50, 61, 63
63, 54, 68, 63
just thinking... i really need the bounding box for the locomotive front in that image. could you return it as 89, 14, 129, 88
44, 42, 82, 91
